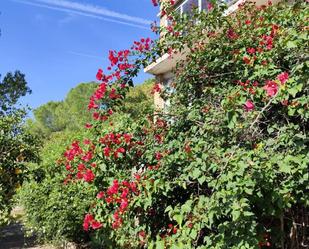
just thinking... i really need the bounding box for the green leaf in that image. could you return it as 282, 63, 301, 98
173, 214, 183, 226
287, 41, 297, 48
279, 163, 291, 173
156, 240, 165, 249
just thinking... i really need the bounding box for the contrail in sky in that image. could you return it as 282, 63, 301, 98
11, 0, 151, 30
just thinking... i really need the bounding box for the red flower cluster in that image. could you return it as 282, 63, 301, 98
277, 72, 289, 85
167, 223, 178, 234
243, 56, 251, 65
96, 68, 104, 81
132, 38, 152, 53
263, 80, 278, 97
151, 83, 161, 94
88, 83, 107, 110
109, 50, 131, 68
260, 35, 274, 50
63, 140, 97, 183
97, 179, 139, 229
247, 47, 256, 55
99, 132, 139, 160
83, 214, 102, 231
226, 28, 238, 40
64, 141, 83, 161
238, 80, 259, 95
262, 72, 289, 97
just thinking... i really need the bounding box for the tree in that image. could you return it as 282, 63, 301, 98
0, 70, 39, 225
27, 82, 98, 138
0, 71, 31, 115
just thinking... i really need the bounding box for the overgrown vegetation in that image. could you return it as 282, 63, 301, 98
13, 0, 309, 248
51, 1, 308, 248
18, 80, 154, 244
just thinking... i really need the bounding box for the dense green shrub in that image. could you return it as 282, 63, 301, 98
57, 1, 308, 248
18, 129, 95, 244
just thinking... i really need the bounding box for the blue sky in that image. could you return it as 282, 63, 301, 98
0, 0, 158, 110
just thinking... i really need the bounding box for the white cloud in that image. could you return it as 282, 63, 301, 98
33, 0, 152, 25
12, 0, 151, 30
67, 50, 103, 60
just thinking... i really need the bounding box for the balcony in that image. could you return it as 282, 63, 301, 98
145, 0, 279, 76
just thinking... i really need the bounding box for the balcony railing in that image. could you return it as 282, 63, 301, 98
164, 0, 236, 27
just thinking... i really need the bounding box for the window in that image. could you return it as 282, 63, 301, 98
182, 0, 199, 15
165, 0, 208, 27
173, 0, 235, 17
176, 0, 206, 15
201, 0, 210, 10
162, 75, 175, 113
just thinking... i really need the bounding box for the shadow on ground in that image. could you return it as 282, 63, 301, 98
0, 222, 37, 249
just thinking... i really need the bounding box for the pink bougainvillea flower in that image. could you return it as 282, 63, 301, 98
76, 171, 83, 180
121, 188, 129, 198
277, 72, 289, 85
151, 83, 161, 94
263, 80, 278, 97
82, 151, 93, 162
243, 56, 251, 65
91, 220, 103, 230
120, 198, 129, 211
97, 191, 105, 199
83, 169, 95, 183
77, 163, 86, 171
247, 47, 256, 54
83, 214, 102, 231
155, 152, 162, 160
139, 230, 146, 239
244, 100, 255, 111
151, 0, 158, 6
207, 3, 213, 11
117, 147, 125, 154
226, 28, 238, 40
123, 133, 132, 144
65, 164, 71, 171
281, 99, 289, 106
93, 112, 100, 120
245, 20, 251, 25
96, 69, 103, 81
85, 123, 92, 129
103, 147, 111, 157
184, 144, 191, 153
263, 35, 273, 50
83, 214, 94, 231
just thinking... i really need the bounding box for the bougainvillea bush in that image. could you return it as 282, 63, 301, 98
18, 81, 154, 245
57, 0, 308, 248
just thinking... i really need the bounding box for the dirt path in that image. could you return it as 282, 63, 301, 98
0, 221, 38, 249
0, 207, 54, 249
